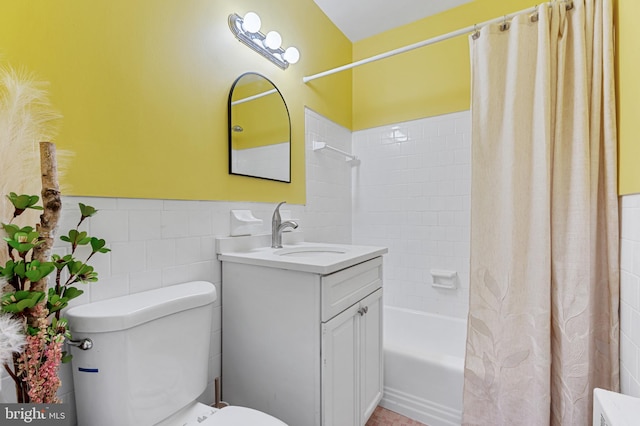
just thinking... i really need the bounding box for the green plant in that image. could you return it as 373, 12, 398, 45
0, 194, 109, 403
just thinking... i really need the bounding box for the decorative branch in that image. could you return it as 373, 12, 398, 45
32, 142, 61, 293
7, 360, 26, 403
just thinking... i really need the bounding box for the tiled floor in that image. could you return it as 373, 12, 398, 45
365, 406, 427, 426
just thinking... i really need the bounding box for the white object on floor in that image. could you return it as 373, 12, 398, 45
593, 388, 640, 426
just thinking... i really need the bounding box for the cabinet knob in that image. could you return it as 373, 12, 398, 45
357, 308, 365, 316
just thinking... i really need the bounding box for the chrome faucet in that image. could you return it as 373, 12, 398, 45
271, 201, 298, 248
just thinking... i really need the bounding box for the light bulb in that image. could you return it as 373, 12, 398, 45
284, 47, 300, 64
264, 31, 282, 50
241, 12, 261, 33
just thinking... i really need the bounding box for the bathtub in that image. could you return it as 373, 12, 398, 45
380, 306, 467, 426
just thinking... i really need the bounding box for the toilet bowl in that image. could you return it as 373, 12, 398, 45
66, 281, 286, 426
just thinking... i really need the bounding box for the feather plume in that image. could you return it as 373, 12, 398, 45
0, 65, 70, 264
0, 312, 26, 365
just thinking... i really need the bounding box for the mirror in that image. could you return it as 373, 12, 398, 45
228, 72, 291, 182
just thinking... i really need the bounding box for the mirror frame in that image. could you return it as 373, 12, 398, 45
228, 72, 292, 183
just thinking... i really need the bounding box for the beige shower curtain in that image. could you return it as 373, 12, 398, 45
462, 1, 619, 425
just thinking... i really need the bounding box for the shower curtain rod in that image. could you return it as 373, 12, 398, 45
302, 1, 573, 83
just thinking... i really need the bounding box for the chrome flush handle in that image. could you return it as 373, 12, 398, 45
68, 338, 93, 350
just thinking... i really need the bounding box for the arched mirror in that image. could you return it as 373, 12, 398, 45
228, 72, 291, 182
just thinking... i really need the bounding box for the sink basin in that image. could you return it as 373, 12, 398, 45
274, 246, 348, 257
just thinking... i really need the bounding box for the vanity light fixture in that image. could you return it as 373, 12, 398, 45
228, 12, 300, 70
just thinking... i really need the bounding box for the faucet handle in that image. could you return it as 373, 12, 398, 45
273, 201, 287, 220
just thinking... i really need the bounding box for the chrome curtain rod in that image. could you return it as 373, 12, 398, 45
302, 1, 573, 83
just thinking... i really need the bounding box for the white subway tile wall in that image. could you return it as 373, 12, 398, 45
352, 111, 472, 319
620, 194, 640, 397
303, 107, 353, 244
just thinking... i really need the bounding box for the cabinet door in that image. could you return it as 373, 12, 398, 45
359, 288, 383, 425
322, 303, 360, 426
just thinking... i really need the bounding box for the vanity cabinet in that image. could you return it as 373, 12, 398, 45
322, 287, 382, 426
220, 255, 383, 426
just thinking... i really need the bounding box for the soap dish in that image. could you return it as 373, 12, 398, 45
230, 210, 263, 236
430, 269, 458, 289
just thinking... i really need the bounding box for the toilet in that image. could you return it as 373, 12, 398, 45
66, 281, 286, 426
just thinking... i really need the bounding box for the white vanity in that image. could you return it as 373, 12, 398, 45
217, 233, 387, 426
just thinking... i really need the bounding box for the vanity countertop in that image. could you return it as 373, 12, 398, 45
216, 234, 387, 275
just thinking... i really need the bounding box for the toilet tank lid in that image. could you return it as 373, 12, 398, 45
65, 281, 217, 333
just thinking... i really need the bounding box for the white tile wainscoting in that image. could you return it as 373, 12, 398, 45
620, 194, 640, 397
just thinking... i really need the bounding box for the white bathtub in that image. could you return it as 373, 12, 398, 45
380, 306, 467, 426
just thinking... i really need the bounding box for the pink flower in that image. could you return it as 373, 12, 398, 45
15, 304, 65, 403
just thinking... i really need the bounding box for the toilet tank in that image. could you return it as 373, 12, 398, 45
66, 281, 217, 426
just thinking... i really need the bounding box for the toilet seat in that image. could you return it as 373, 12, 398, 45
163, 403, 287, 426
201, 406, 287, 425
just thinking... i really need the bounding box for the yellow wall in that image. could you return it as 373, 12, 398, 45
4, 1, 637, 198
615, 0, 640, 195
352, 0, 538, 131
0, 0, 352, 203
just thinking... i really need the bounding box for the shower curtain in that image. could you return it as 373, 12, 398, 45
462, 1, 618, 425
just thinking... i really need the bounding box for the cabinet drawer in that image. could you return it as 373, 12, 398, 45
321, 257, 382, 322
